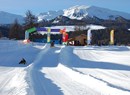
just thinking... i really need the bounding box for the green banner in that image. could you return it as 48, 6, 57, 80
26, 27, 36, 33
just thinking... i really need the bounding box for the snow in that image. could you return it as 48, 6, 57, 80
38, 5, 130, 21
63, 5, 90, 20
79, 24, 106, 30
38, 10, 63, 21
1, 5, 130, 24
86, 24, 106, 30
87, 6, 130, 20
0, 40, 130, 95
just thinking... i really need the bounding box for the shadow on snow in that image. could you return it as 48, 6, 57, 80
60, 46, 130, 71
29, 47, 64, 95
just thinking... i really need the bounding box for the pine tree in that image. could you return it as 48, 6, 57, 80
0, 32, 3, 38
9, 19, 23, 40
24, 10, 37, 30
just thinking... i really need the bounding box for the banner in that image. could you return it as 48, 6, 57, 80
110, 30, 114, 45
26, 27, 36, 33
47, 28, 51, 43
65, 33, 68, 42
62, 32, 68, 44
62, 32, 66, 42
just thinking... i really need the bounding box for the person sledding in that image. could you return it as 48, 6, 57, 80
19, 58, 26, 65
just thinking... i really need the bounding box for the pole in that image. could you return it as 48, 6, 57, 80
25, 31, 29, 39
87, 29, 92, 45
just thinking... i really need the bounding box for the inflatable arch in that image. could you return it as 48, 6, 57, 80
24, 27, 68, 44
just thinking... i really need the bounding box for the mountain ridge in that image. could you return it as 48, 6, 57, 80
38, 5, 130, 21
0, 11, 24, 24
0, 5, 130, 24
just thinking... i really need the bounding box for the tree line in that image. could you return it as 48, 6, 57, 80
8, 10, 38, 40
0, 10, 38, 40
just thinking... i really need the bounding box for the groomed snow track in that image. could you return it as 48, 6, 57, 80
0, 41, 130, 95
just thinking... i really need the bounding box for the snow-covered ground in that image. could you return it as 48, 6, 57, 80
0, 40, 130, 95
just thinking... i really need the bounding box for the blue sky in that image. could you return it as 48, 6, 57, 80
0, 0, 130, 15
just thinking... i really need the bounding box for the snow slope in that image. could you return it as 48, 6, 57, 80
0, 40, 130, 95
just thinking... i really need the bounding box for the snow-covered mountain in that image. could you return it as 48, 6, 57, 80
38, 5, 130, 21
38, 10, 63, 21
0, 11, 24, 24
1, 5, 130, 24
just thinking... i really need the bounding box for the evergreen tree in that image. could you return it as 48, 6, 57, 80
24, 10, 37, 30
0, 32, 3, 38
9, 19, 23, 40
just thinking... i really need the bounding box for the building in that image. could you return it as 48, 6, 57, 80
67, 34, 87, 46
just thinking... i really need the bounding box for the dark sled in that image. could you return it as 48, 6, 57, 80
19, 58, 26, 65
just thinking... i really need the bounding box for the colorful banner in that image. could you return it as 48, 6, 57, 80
110, 30, 114, 45
51, 29, 60, 32
37, 27, 47, 31
26, 27, 37, 33
62, 32, 68, 42
62, 32, 66, 42
60, 28, 66, 34
65, 33, 68, 42
25, 27, 68, 44
62, 33, 68, 45
25, 27, 36, 39
47, 28, 51, 43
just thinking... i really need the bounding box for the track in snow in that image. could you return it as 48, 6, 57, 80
1, 41, 130, 95
27, 45, 100, 95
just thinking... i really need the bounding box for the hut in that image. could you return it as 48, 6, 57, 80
67, 34, 87, 46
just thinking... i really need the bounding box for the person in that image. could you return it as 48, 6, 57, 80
19, 58, 26, 65
59, 39, 62, 45
50, 41, 55, 47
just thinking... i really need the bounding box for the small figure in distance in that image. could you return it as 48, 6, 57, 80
50, 41, 55, 47
19, 58, 26, 65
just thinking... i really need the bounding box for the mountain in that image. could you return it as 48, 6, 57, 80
0, 5, 130, 25
38, 5, 130, 21
0, 11, 24, 24
38, 10, 63, 21
50, 15, 86, 25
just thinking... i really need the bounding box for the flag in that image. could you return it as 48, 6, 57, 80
47, 28, 51, 43
110, 30, 114, 45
